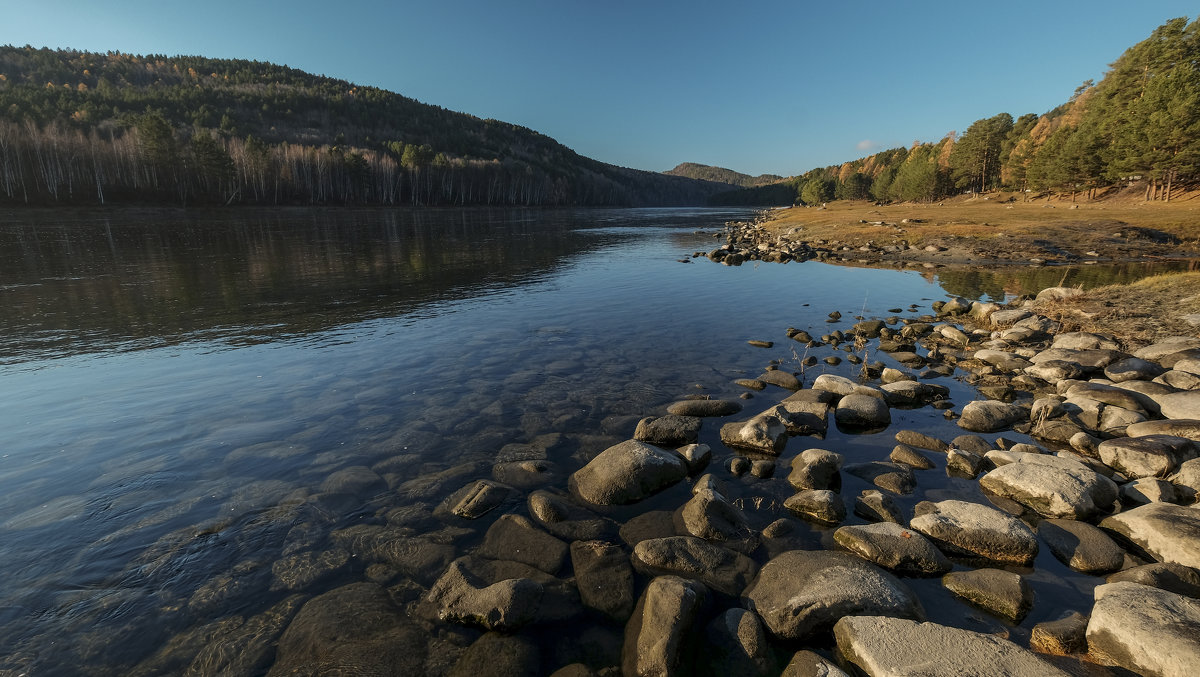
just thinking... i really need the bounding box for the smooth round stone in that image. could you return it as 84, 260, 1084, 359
1038, 519, 1125, 574
784, 490, 846, 525
1087, 582, 1200, 677
833, 522, 951, 575
942, 568, 1033, 622
909, 499, 1038, 565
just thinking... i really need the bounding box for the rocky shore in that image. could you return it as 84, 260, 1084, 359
704, 209, 1200, 267
177, 278, 1200, 676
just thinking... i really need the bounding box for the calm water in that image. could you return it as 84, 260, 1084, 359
0, 207, 1178, 674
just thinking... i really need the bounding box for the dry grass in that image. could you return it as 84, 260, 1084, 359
763, 192, 1200, 252
1032, 272, 1200, 347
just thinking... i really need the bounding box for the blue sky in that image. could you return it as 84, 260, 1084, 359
3, 1, 1195, 176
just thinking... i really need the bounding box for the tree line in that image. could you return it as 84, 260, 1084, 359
0, 46, 732, 206
716, 16, 1200, 206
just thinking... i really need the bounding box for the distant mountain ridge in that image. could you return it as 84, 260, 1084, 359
664, 162, 785, 188
0, 46, 736, 207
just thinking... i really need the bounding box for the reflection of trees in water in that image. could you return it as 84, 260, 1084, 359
0, 208, 630, 362
935, 261, 1197, 302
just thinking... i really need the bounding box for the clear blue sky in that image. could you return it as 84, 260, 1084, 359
3, 1, 1195, 177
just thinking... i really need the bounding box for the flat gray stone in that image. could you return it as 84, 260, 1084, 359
666, 399, 743, 417
1159, 391, 1200, 420
1107, 563, 1200, 598
1087, 582, 1200, 677
742, 550, 923, 642
909, 499, 1038, 565
1100, 503, 1200, 569
1127, 419, 1200, 441
1097, 434, 1198, 479
834, 616, 1069, 676
833, 522, 951, 575
957, 400, 1027, 433
895, 430, 949, 453
784, 489, 846, 526
854, 490, 905, 524
634, 415, 702, 446
978, 458, 1117, 519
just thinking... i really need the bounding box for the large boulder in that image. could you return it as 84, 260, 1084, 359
784, 489, 846, 525
787, 448, 843, 491
622, 576, 707, 677
570, 440, 688, 505
957, 400, 1027, 433
1097, 434, 1198, 479
1087, 582, 1200, 677
741, 550, 923, 642
909, 500, 1038, 565
1159, 391, 1200, 420
1099, 503, 1200, 569
978, 457, 1117, 519
834, 616, 1069, 676
834, 392, 892, 430
833, 522, 951, 575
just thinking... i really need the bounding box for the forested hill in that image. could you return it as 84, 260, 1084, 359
663, 162, 783, 188
0, 47, 736, 207
717, 16, 1200, 207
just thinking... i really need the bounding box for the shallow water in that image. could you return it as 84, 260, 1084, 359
0, 207, 1179, 673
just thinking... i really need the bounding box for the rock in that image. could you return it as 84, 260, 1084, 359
978, 458, 1118, 519
1159, 391, 1200, 420
680, 484, 752, 543
750, 459, 775, 478
619, 510, 677, 547
880, 380, 948, 406
742, 550, 923, 642
844, 461, 916, 495
634, 415, 702, 446
729, 456, 750, 476
436, 480, 515, 520
1052, 331, 1120, 351
527, 490, 618, 541
1100, 503, 1200, 568
1066, 381, 1150, 414
570, 439, 688, 506
787, 448, 843, 490
1122, 477, 1179, 505
622, 576, 706, 677
736, 378, 767, 391
570, 540, 635, 622
945, 449, 987, 480
1037, 519, 1125, 574
833, 522, 951, 575
1097, 434, 1199, 479
811, 374, 858, 397
758, 370, 802, 390
895, 430, 949, 453
447, 632, 540, 677
1031, 612, 1089, 656
784, 489, 846, 525
852, 320, 886, 337
958, 400, 1027, 432
1033, 348, 1122, 372
991, 309, 1033, 326
1172, 457, 1200, 500
666, 399, 743, 417
320, 465, 386, 496
1105, 357, 1164, 382
834, 392, 892, 430
632, 536, 757, 596
1127, 419, 1200, 440
1159, 369, 1200, 389
1108, 563, 1200, 598
775, 399, 829, 436
492, 460, 558, 489
1134, 337, 1200, 362
675, 443, 712, 475
973, 349, 1033, 372
270, 582, 426, 676
890, 444, 934, 470
427, 558, 543, 632
1087, 581, 1200, 677
720, 413, 788, 455
943, 568, 1033, 622
909, 499, 1038, 565
854, 490, 905, 524
699, 608, 777, 677
833, 616, 1069, 676
478, 514, 568, 575
780, 650, 849, 677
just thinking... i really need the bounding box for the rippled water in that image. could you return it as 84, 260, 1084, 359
0, 206, 1182, 674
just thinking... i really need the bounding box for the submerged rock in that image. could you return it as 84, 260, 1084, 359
570, 540, 635, 622
427, 558, 543, 632
666, 399, 743, 417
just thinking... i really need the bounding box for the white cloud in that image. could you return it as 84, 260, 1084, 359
856, 139, 880, 151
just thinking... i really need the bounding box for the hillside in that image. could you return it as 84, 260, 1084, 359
0, 47, 735, 207
717, 16, 1200, 208
663, 162, 783, 188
